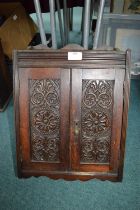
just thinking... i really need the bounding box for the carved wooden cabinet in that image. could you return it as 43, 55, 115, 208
14, 47, 130, 181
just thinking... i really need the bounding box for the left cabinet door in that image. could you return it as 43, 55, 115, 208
15, 68, 70, 177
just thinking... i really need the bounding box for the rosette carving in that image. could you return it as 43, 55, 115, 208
33, 109, 59, 136
82, 111, 110, 136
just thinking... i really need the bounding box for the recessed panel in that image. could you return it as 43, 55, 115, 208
80, 80, 114, 164
29, 79, 61, 162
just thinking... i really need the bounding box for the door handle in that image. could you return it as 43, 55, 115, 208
74, 120, 80, 143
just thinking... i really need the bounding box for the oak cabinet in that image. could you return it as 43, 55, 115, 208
14, 47, 130, 181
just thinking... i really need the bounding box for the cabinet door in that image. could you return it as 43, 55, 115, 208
17, 68, 70, 175
70, 68, 125, 173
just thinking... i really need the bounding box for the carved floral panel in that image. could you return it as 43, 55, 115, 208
81, 80, 114, 163
29, 79, 60, 162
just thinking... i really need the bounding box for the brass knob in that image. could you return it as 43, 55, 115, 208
75, 127, 79, 136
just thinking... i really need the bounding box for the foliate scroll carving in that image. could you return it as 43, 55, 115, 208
29, 79, 60, 162
81, 80, 114, 163
83, 80, 113, 109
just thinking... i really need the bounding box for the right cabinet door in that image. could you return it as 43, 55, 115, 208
70, 68, 125, 174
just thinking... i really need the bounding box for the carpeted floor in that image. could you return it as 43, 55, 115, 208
0, 8, 140, 210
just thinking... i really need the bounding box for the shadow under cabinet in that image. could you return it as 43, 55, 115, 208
0, 40, 12, 111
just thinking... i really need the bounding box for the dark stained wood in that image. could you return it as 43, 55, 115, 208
13, 50, 21, 177
21, 169, 119, 182
118, 49, 131, 181
17, 68, 70, 172
0, 40, 12, 111
72, 69, 115, 173
110, 69, 125, 172
13, 46, 130, 181
70, 69, 82, 170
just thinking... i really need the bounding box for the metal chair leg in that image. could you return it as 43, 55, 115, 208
33, 0, 47, 45
56, 0, 65, 46
49, 0, 57, 49
81, 6, 84, 32
69, 8, 73, 31
82, 0, 91, 49
63, 0, 69, 44
90, 0, 95, 31
93, 0, 105, 49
